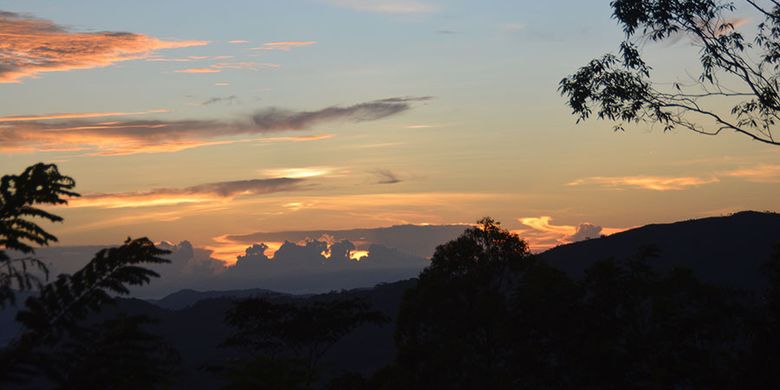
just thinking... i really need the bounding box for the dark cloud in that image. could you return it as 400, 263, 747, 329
0, 97, 431, 155
72, 178, 306, 208
201, 95, 239, 105
185, 178, 304, 197
251, 96, 432, 130
374, 169, 402, 184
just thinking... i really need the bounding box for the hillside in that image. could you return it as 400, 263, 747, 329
540, 211, 780, 289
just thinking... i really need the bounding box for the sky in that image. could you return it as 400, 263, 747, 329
1, 0, 779, 264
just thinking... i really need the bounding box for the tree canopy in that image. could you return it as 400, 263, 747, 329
560, 0, 780, 146
0, 164, 176, 388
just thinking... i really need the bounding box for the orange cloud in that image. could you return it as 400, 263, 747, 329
69, 178, 305, 209
0, 11, 207, 83
568, 175, 719, 191
514, 216, 626, 252
260, 167, 337, 179
206, 235, 283, 263
722, 164, 780, 183
0, 109, 169, 123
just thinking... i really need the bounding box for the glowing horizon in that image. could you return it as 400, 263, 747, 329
1, 1, 777, 262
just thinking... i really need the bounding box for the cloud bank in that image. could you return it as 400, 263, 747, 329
0, 11, 206, 83
70, 178, 305, 209
0, 97, 428, 155
568, 175, 720, 191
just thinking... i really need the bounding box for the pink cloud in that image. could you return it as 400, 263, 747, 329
0, 11, 207, 83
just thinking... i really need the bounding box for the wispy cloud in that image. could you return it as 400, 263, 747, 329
175, 62, 278, 74
374, 169, 402, 184
70, 178, 305, 209
174, 67, 222, 73
260, 167, 336, 179
721, 164, 780, 183
0, 97, 424, 155
501, 22, 526, 33
250, 96, 431, 130
146, 55, 233, 63
0, 109, 168, 122
0, 11, 206, 83
201, 96, 239, 106
568, 175, 719, 191
252, 41, 318, 51
228, 40, 250, 44
322, 0, 437, 14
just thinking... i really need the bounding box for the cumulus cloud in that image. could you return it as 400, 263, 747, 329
514, 216, 625, 251
69, 177, 305, 209
568, 175, 719, 191
566, 223, 604, 242
0, 97, 426, 155
0, 11, 206, 83
222, 224, 467, 260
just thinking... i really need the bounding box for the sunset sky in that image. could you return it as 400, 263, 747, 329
2, 0, 778, 263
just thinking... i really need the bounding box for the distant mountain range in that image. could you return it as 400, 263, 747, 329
3, 211, 779, 388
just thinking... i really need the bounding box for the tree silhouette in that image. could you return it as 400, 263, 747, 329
1, 163, 78, 308
560, 0, 780, 145
394, 219, 755, 388
222, 297, 387, 389
39, 315, 181, 390
395, 218, 531, 389
0, 163, 177, 387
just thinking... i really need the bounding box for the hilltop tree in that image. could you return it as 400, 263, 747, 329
560, 0, 780, 146
395, 218, 531, 389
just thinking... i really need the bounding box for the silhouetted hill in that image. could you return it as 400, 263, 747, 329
540, 211, 780, 289
101, 279, 417, 389
147, 288, 290, 310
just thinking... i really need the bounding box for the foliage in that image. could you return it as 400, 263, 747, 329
395, 218, 531, 389
0, 163, 78, 308
15, 237, 170, 346
223, 297, 388, 388
0, 163, 176, 388
395, 218, 756, 389
40, 315, 181, 390
218, 356, 311, 390
560, 0, 780, 145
